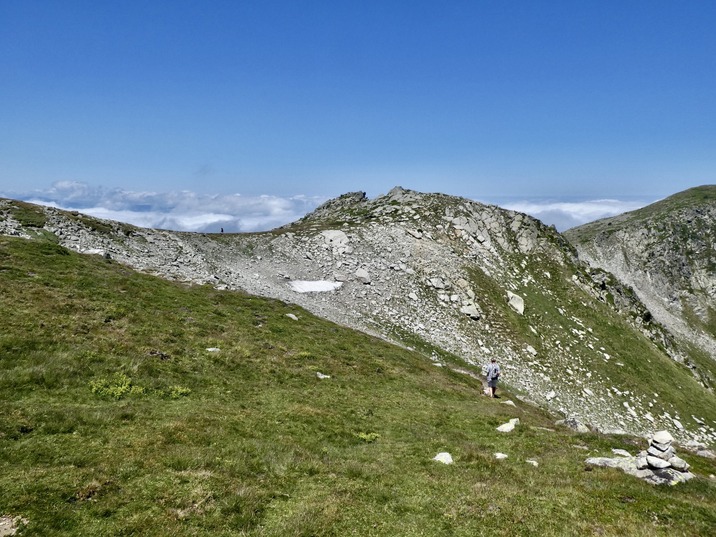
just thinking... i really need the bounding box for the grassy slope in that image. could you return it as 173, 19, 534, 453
1, 237, 716, 536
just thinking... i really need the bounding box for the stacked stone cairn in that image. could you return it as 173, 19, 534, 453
586, 430, 695, 485
636, 430, 692, 479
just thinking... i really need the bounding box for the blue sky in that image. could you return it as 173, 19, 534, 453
2, 1, 715, 231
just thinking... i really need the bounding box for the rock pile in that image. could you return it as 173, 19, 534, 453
586, 430, 695, 485
637, 430, 691, 475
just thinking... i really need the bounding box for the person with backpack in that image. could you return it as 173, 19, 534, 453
485, 358, 501, 398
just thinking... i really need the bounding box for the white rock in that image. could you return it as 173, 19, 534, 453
460, 304, 481, 320
205, 347, 220, 352
320, 229, 349, 246
635, 456, 649, 470
355, 268, 371, 284
433, 452, 453, 464
646, 456, 671, 469
285, 313, 299, 321
669, 456, 690, 471
611, 448, 632, 457
494, 453, 508, 460
648, 445, 675, 460
316, 372, 331, 379
652, 430, 674, 444
526, 459, 539, 467
497, 418, 520, 433
506, 291, 525, 315
501, 400, 517, 407
545, 390, 556, 401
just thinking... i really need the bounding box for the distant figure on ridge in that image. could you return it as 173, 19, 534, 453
485, 358, 501, 398
220, 227, 224, 233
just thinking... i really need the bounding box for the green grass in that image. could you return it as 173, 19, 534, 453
1, 236, 715, 536
4, 200, 48, 228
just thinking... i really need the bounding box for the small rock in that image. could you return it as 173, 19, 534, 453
316, 372, 331, 379
500, 400, 517, 407
526, 459, 539, 467
205, 347, 220, 352
652, 430, 674, 445
507, 291, 525, 315
433, 452, 453, 465
355, 268, 371, 284
647, 445, 675, 460
545, 390, 556, 401
497, 418, 520, 433
557, 417, 590, 434
285, 313, 299, 321
494, 453, 508, 460
668, 456, 690, 471
635, 456, 649, 470
646, 456, 671, 469
459, 304, 481, 320
611, 448, 632, 458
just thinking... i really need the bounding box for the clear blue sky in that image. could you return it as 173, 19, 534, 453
2, 0, 715, 203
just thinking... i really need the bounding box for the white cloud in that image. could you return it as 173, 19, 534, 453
3, 182, 655, 233
495, 198, 654, 231
14, 182, 325, 233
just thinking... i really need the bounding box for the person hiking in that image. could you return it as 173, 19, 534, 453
485, 358, 501, 398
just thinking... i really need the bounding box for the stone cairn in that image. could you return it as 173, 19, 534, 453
586, 429, 695, 485
630, 430, 694, 485
637, 430, 691, 474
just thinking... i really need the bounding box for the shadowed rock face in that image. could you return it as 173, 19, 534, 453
2, 187, 716, 443
565, 186, 716, 365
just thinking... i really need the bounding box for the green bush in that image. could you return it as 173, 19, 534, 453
90, 373, 145, 399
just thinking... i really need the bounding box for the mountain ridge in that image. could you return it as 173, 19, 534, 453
565, 185, 716, 374
2, 187, 715, 444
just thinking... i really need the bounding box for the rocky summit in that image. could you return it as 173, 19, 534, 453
2, 187, 716, 444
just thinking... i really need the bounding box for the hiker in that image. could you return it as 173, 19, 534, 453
485, 358, 501, 398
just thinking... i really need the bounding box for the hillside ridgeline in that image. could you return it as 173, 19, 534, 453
1, 188, 715, 445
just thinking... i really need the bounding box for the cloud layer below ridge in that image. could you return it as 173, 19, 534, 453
2, 182, 652, 233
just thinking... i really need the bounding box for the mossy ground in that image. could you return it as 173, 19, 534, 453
1, 236, 715, 536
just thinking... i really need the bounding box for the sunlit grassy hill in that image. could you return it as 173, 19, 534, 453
1, 236, 716, 536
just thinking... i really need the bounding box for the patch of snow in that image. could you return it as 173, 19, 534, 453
289, 280, 343, 293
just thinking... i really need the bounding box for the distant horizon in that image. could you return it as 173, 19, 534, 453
1, 180, 672, 234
